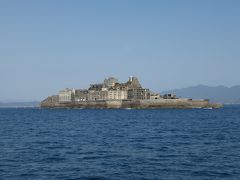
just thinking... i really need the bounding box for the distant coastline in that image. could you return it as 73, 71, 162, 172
163, 85, 240, 104
0, 102, 40, 108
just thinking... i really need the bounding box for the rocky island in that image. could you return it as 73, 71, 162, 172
41, 76, 222, 109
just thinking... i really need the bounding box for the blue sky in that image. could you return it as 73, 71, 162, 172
0, 0, 239, 101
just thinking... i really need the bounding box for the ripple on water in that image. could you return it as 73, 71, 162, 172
0, 107, 240, 179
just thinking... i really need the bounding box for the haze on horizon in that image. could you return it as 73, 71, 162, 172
0, 0, 239, 101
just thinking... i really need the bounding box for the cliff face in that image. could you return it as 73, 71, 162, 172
40, 96, 222, 109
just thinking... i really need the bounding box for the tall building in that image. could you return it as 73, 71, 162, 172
59, 88, 75, 102
88, 90, 108, 101
108, 90, 128, 100
128, 88, 150, 100
75, 89, 88, 101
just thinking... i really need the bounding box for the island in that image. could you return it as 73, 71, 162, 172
40, 76, 222, 109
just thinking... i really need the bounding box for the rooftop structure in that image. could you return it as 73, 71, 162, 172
104, 77, 118, 88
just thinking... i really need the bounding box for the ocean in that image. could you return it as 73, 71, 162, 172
0, 106, 240, 180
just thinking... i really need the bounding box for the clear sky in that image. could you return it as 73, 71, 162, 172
0, 0, 239, 101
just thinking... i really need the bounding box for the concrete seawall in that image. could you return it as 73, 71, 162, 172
138, 99, 219, 109
40, 96, 222, 109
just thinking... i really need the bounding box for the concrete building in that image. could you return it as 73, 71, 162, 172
113, 83, 128, 91
128, 88, 150, 100
110, 76, 142, 91
88, 90, 108, 101
163, 93, 177, 99
100, 90, 108, 100
104, 77, 118, 88
89, 84, 103, 91
150, 93, 161, 100
108, 90, 128, 100
75, 89, 88, 102
88, 90, 100, 101
59, 88, 75, 103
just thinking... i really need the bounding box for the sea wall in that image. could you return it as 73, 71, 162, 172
139, 99, 221, 109
190, 99, 209, 108
139, 99, 192, 108
40, 96, 222, 109
106, 100, 122, 108
74, 101, 107, 108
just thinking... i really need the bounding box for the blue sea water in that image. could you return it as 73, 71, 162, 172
0, 106, 240, 180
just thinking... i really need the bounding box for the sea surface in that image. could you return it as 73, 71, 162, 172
0, 106, 240, 180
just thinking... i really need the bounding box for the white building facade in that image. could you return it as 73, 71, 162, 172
108, 90, 128, 100
59, 88, 75, 102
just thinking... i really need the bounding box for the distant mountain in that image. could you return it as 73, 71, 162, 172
162, 85, 240, 104
0, 101, 40, 108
